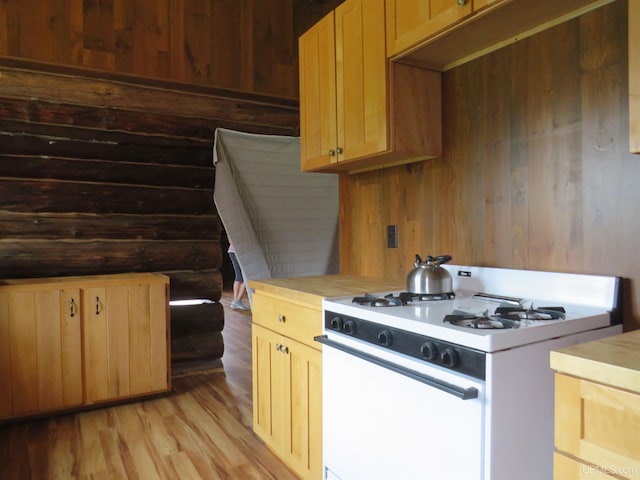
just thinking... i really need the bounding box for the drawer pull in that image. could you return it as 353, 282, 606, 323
95, 296, 101, 315
69, 298, 76, 317
278, 314, 286, 323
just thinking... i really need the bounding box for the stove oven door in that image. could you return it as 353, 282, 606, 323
320, 333, 486, 480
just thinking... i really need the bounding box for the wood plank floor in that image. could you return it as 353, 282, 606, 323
0, 291, 300, 480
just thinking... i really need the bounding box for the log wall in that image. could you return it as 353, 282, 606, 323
0, 60, 300, 367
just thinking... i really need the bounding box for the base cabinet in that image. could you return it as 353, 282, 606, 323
0, 273, 170, 421
551, 331, 640, 480
251, 292, 323, 480
554, 373, 640, 480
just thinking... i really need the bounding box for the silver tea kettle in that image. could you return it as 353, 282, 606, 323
407, 254, 453, 295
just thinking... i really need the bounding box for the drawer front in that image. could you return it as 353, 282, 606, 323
555, 373, 640, 480
252, 293, 322, 348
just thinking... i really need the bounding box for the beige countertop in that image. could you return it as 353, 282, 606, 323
249, 274, 404, 308
550, 329, 640, 393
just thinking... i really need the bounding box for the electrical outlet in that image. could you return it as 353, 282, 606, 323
387, 225, 398, 248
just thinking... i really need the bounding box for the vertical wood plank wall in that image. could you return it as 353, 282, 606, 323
0, 0, 342, 99
340, 1, 640, 330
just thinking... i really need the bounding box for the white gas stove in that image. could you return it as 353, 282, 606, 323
317, 265, 622, 480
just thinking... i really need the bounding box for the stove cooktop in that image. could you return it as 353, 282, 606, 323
323, 291, 612, 352
322, 265, 620, 353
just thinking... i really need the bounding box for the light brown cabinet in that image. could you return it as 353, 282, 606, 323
251, 292, 322, 480
551, 330, 640, 480
299, 0, 442, 174
0, 273, 170, 421
389, 0, 613, 70
385, 0, 474, 58
630, 0, 639, 153
0, 286, 83, 418
83, 280, 170, 405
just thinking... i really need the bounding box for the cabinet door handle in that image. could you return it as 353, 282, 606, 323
278, 314, 286, 323
336, 147, 343, 154
328, 149, 336, 156
69, 298, 76, 317
95, 296, 101, 315
457, 0, 467, 5
281, 345, 289, 354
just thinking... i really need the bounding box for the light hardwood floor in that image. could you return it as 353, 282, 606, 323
0, 291, 300, 480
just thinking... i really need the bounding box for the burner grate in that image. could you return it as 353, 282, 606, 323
444, 310, 520, 329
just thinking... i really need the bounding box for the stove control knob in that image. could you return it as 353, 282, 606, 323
440, 348, 459, 368
377, 329, 393, 347
420, 342, 438, 360
343, 320, 356, 335
329, 316, 344, 331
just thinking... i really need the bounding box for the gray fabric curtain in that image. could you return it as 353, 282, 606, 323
213, 128, 339, 301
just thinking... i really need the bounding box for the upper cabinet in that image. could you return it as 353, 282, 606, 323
299, 0, 442, 174
388, 0, 617, 70
630, 0, 639, 153
385, 0, 474, 58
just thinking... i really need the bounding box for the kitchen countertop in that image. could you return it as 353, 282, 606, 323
249, 274, 404, 308
550, 329, 640, 393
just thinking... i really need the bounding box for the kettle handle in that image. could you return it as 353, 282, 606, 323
428, 255, 452, 266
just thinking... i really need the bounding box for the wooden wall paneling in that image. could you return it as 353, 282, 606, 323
477, 50, 512, 268
0, 0, 345, 99
580, 3, 633, 275
254, 0, 296, 97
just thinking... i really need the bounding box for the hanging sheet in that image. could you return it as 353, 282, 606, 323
213, 128, 339, 300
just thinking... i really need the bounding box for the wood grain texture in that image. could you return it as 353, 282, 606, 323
0, 291, 300, 480
0, 0, 312, 99
340, 1, 640, 330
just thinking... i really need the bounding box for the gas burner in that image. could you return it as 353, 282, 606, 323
399, 291, 456, 303
352, 293, 405, 307
495, 304, 566, 320
444, 310, 520, 329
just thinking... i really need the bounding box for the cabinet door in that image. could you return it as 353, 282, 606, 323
83, 282, 168, 404
630, 0, 639, 153
299, 11, 338, 171
336, 0, 388, 162
0, 287, 82, 418
386, 0, 473, 57
252, 324, 288, 448
555, 373, 640, 478
252, 323, 322, 480
285, 338, 322, 480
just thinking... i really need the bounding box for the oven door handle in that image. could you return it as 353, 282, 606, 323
315, 335, 479, 400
